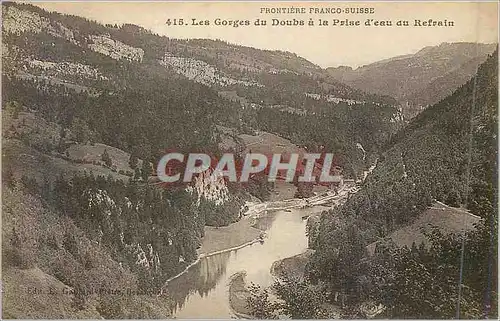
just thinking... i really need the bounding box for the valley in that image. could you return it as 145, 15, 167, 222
1, 1, 497, 319
327, 42, 496, 118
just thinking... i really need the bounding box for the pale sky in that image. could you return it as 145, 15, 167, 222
33, 1, 499, 68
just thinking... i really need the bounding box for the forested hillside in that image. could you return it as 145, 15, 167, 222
4, 2, 493, 319
2, 3, 239, 318
307, 50, 498, 318
327, 42, 496, 118
2, 1, 403, 177
245, 51, 498, 319
1, 2, 404, 317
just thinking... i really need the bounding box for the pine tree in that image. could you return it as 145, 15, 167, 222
102, 149, 112, 167
9, 227, 23, 267
134, 167, 141, 181
129, 152, 138, 170
7, 101, 22, 119
141, 160, 152, 181
3, 168, 15, 188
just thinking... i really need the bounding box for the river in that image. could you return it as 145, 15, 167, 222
165, 205, 327, 319
163, 163, 373, 318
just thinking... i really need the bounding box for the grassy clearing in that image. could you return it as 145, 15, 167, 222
197, 218, 262, 256
367, 202, 481, 255
227, 272, 252, 317
239, 131, 305, 155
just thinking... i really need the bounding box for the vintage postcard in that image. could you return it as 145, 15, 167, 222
1, 0, 498, 319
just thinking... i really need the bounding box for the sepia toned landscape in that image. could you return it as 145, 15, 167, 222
1, 1, 498, 319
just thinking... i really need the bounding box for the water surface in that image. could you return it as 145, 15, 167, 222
167, 207, 322, 319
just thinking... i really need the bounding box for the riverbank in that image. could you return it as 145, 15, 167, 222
228, 249, 315, 319
164, 183, 348, 288
198, 181, 299, 257
198, 218, 263, 256
227, 272, 253, 319
270, 249, 315, 281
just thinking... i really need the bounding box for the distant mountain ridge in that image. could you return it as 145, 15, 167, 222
327, 42, 497, 118
2, 2, 395, 105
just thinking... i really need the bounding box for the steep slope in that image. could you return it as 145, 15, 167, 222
2, 3, 245, 318
2, 1, 403, 177
2, 187, 172, 318
404, 54, 492, 110
309, 50, 497, 317
1, 3, 404, 318
317, 49, 497, 248
327, 42, 496, 117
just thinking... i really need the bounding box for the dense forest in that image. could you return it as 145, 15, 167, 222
309, 49, 498, 318
13, 172, 246, 288
3, 2, 496, 319
243, 100, 397, 178
246, 51, 498, 319
2, 2, 249, 317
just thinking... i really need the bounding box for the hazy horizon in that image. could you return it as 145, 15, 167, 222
30, 1, 499, 68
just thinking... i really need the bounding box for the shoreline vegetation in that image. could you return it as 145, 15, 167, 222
162, 181, 348, 288
227, 250, 316, 319
223, 168, 377, 317
228, 272, 254, 319
270, 249, 315, 280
